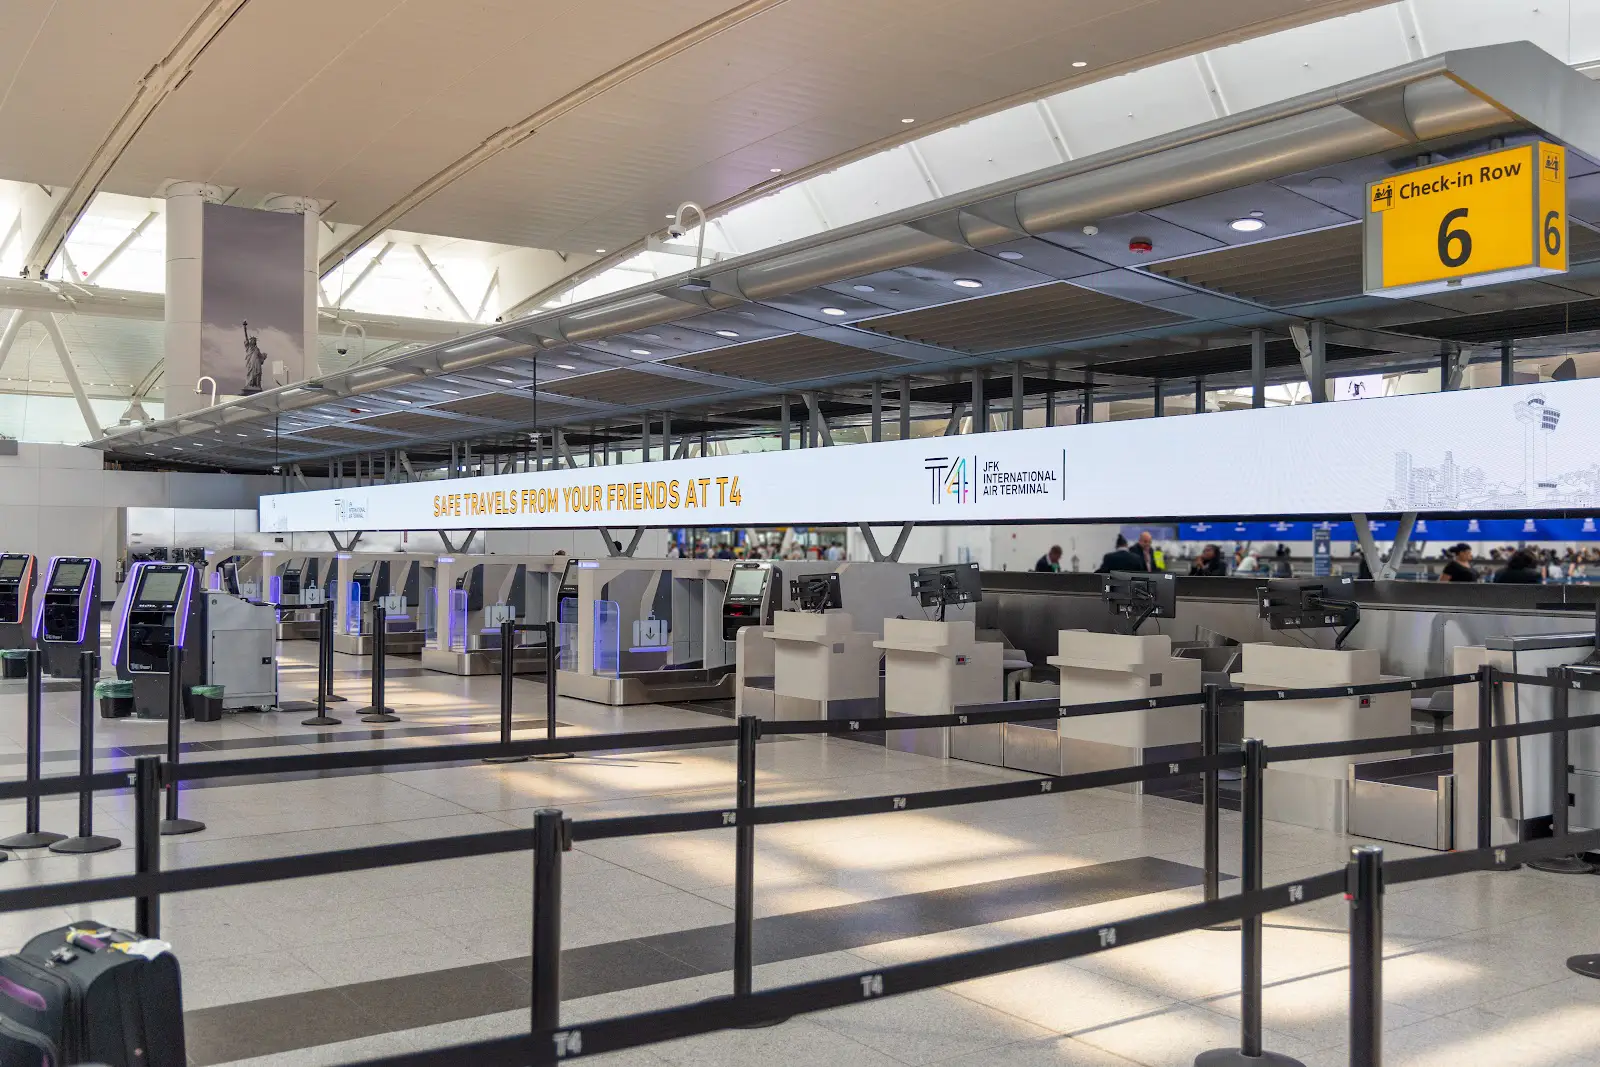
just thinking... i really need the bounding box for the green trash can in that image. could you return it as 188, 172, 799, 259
1, 648, 30, 680
188, 684, 224, 723
95, 679, 134, 719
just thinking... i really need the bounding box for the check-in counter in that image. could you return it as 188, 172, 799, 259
735, 624, 777, 718
765, 611, 879, 721
1233, 643, 1410, 832
1046, 631, 1202, 785
876, 619, 1002, 759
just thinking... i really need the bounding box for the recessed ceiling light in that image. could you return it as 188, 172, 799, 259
555, 363, 576, 371
770, 167, 782, 173
630, 348, 651, 356
234, 433, 247, 437
595, 248, 606, 254
715, 330, 739, 338
145, 452, 154, 456
901, 117, 915, 124
1249, 210, 1265, 218
1229, 217, 1267, 233
495, 378, 514, 384
1072, 60, 1088, 67
997, 250, 1024, 260
442, 388, 461, 394
666, 213, 676, 219
953, 278, 983, 288
396, 398, 412, 404
642, 334, 661, 341
852, 284, 875, 292
820, 307, 847, 316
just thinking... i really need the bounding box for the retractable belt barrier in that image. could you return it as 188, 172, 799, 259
0, 662, 1590, 1067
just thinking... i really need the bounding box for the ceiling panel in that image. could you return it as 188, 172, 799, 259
1145, 224, 1364, 307
432, 393, 578, 423
546, 369, 717, 406
666, 334, 913, 383
859, 282, 1191, 352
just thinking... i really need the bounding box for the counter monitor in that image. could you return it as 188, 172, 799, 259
790, 573, 842, 613
911, 563, 982, 622
1102, 571, 1177, 635
1259, 577, 1361, 649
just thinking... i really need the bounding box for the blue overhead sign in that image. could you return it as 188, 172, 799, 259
1180, 517, 1600, 541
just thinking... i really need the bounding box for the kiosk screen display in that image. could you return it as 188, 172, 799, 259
138, 571, 186, 604
728, 567, 767, 598
0, 558, 26, 579
50, 562, 88, 590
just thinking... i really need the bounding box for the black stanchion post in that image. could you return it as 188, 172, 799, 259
1477, 664, 1494, 851
51, 651, 120, 854
531, 808, 565, 1035
360, 604, 399, 723
301, 602, 341, 726
159, 645, 204, 836
1202, 683, 1220, 903
1195, 738, 1304, 1067
0, 648, 64, 849
734, 714, 759, 998
534, 620, 571, 762
1347, 845, 1384, 1067
134, 756, 161, 936
1530, 666, 1593, 874
485, 620, 528, 764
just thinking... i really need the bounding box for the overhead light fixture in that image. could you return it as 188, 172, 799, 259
442, 388, 461, 394
953, 278, 983, 288
901, 117, 915, 124
820, 307, 847, 316
396, 398, 412, 404
1072, 60, 1088, 67
234, 433, 247, 437
556, 363, 576, 370
666, 213, 676, 219
1229, 217, 1267, 233
443, 337, 502, 355
997, 251, 1024, 260
770, 167, 782, 173
714, 330, 739, 338
495, 378, 515, 384
595, 248, 606, 254
852, 284, 875, 292
630, 348, 651, 356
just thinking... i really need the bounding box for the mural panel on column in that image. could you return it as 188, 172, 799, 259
200, 205, 306, 398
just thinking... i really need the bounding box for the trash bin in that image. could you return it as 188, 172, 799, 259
188, 684, 224, 723
0, 649, 30, 680
95, 679, 134, 719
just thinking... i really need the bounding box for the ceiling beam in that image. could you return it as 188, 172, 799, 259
316, 0, 790, 279
22, 0, 250, 278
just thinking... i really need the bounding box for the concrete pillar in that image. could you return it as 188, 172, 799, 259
263, 194, 323, 384
162, 182, 224, 418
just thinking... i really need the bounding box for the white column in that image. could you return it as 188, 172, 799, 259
263, 194, 322, 384
162, 181, 223, 418
17, 184, 56, 278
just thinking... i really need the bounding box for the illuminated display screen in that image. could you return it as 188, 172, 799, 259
138, 571, 186, 604
728, 567, 767, 598
0, 559, 26, 579
50, 563, 88, 590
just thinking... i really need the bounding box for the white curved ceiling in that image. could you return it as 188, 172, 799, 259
0, 0, 1384, 266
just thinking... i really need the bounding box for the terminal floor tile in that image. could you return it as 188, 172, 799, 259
0, 640, 1593, 1065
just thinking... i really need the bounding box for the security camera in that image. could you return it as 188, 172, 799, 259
668, 224, 686, 239
336, 346, 348, 355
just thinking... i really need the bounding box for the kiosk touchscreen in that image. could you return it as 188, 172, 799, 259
36, 557, 99, 678
0, 554, 36, 648
118, 563, 203, 718
722, 562, 782, 639
1102, 571, 1177, 635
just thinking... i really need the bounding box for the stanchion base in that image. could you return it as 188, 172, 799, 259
326, 694, 349, 703
1194, 1049, 1305, 1067
1528, 854, 1596, 875
534, 753, 575, 761
358, 707, 400, 723
277, 700, 318, 713
50, 834, 121, 855
1568, 954, 1600, 980
301, 715, 342, 726
733, 1017, 789, 1029
0, 831, 66, 850
159, 818, 205, 836
483, 754, 530, 764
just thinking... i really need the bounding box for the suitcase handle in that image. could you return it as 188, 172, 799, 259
0, 976, 47, 1013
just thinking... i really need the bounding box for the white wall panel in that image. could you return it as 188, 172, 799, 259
0, 466, 40, 506
1410, 0, 1574, 63
35, 468, 104, 508
100, 471, 164, 508
914, 106, 1061, 196
1044, 58, 1216, 160
808, 149, 931, 229
1206, 7, 1411, 114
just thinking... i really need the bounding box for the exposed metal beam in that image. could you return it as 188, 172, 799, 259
39, 314, 103, 439
1250, 329, 1266, 408
0, 311, 27, 375
332, 242, 395, 307
0, 216, 19, 263
86, 211, 159, 285
23, 0, 251, 278
317, 0, 789, 278
413, 244, 473, 322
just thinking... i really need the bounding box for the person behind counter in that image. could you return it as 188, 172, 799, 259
1128, 531, 1161, 572
1493, 549, 1544, 584
1439, 543, 1478, 582
1035, 545, 1063, 572
1190, 544, 1228, 576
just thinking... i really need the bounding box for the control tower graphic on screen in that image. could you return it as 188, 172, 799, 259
1387, 391, 1591, 509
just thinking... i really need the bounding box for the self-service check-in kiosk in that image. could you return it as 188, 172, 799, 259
555, 557, 736, 705
422, 556, 562, 675
35, 557, 100, 678
0, 554, 37, 649
116, 563, 204, 719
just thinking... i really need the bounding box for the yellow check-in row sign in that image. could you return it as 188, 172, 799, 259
1364, 141, 1567, 298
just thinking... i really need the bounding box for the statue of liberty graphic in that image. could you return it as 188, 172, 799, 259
241, 321, 266, 395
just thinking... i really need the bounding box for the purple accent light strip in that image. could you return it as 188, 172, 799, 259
30, 556, 58, 640
111, 561, 150, 668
